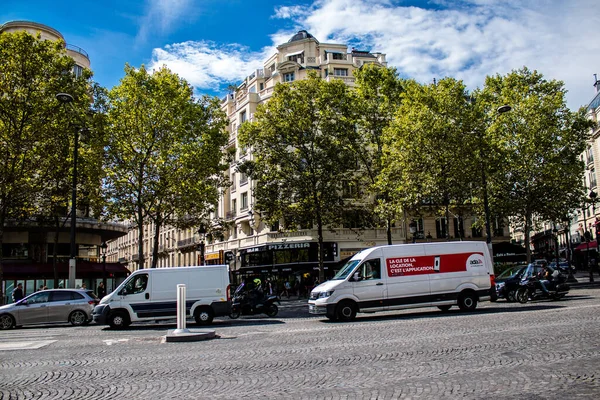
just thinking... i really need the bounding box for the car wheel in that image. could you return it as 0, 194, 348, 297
69, 310, 88, 326
109, 311, 129, 329
0, 314, 15, 330
335, 301, 357, 322
437, 305, 452, 312
194, 306, 214, 325
457, 292, 478, 311
506, 290, 517, 303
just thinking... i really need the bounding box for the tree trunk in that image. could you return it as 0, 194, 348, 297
151, 218, 162, 269
524, 211, 532, 263
137, 204, 144, 270
386, 217, 392, 245
0, 214, 5, 305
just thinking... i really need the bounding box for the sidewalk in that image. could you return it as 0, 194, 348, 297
569, 270, 600, 288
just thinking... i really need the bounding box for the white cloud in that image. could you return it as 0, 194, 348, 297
147, 0, 600, 109
148, 41, 274, 91
136, 0, 194, 44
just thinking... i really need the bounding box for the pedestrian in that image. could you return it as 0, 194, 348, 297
282, 280, 291, 298
97, 282, 106, 298
12, 283, 24, 303
81, 283, 87, 290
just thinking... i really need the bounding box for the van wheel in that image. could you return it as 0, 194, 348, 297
458, 292, 478, 311
437, 305, 452, 312
194, 306, 214, 325
109, 311, 130, 329
69, 310, 88, 326
335, 301, 356, 322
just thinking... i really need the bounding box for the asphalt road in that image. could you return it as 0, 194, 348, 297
1, 288, 599, 399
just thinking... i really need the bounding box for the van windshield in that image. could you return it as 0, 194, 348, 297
332, 260, 360, 280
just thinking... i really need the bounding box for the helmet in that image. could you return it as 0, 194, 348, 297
253, 278, 261, 286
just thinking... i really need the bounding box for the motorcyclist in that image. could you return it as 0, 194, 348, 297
537, 264, 551, 295
248, 278, 264, 307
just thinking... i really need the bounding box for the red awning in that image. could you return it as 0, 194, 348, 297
575, 241, 598, 251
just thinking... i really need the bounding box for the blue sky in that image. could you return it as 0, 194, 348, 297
2, 0, 599, 110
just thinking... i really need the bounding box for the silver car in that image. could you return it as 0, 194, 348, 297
0, 289, 98, 329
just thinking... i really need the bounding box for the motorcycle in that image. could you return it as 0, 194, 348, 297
229, 282, 280, 319
515, 270, 570, 304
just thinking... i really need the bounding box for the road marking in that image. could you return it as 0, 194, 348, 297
103, 338, 130, 346
0, 340, 56, 351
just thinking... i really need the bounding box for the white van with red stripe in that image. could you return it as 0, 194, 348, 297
308, 242, 495, 321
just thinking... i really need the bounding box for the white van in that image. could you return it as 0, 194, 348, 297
93, 265, 231, 328
308, 242, 495, 321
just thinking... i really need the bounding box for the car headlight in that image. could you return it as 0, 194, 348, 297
496, 282, 505, 289
318, 290, 334, 299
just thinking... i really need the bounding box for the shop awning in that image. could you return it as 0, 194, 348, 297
285, 50, 304, 58
575, 241, 598, 251
492, 241, 527, 262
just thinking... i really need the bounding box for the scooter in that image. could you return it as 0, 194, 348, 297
229, 283, 280, 319
516, 272, 570, 303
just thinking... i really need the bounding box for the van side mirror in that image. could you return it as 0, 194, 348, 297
352, 272, 361, 282
119, 289, 127, 296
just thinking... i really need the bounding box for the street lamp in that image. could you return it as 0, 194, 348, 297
101, 241, 108, 291
589, 190, 597, 283
56, 92, 78, 289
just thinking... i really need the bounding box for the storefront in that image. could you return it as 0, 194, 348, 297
2, 261, 130, 304
234, 241, 340, 287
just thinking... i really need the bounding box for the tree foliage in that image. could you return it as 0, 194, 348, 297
104, 65, 229, 269
480, 67, 593, 261
0, 30, 94, 302
352, 64, 404, 243
381, 78, 480, 239
238, 72, 357, 281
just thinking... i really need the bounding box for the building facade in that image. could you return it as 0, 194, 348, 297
108, 31, 509, 286
1, 21, 129, 303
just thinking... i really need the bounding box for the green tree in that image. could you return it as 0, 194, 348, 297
381, 78, 480, 240
481, 67, 593, 261
105, 65, 229, 269
238, 72, 358, 282
352, 64, 404, 244
0, 30, 92, 303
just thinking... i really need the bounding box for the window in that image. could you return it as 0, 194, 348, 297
288, 54, 303, 63
232, 199, 237, 217
27, 292, 50, 304
270, 221, 280, 232
259, 83, 264, 91
249, 85, 256, 93
230, 173, 236, 192
240, 111, 247, 123
123, 274, 148, 295
73, 65, 83, 78
51, 291, 73, 302
241, 192, 248, 210
284, 72, 295, 82
240, 172, 248, 186
436, 218, 447, 239
333, 68, 348, 76
359, 259, 381, 280
453, 216, 465, 239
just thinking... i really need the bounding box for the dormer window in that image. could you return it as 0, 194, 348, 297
284, 72, 295, 82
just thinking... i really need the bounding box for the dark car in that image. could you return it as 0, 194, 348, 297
0, 289, 98, 330
495, 264, 547, 302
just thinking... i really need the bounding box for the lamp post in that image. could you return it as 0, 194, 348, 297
101, 241, 108, 291
589, 191, 597, 283
56, 92, 78, 288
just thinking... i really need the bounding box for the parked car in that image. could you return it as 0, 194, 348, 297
0, 289, 98, 330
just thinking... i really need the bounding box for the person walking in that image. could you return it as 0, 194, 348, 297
12, 283, 24, 303
97, 282, 107, 298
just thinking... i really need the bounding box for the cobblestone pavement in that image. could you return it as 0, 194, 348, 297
1, 288, 599, 399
